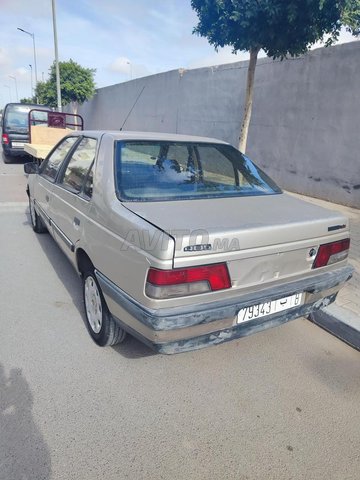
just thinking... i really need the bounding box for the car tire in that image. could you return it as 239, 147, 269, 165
29, 197, 48, 233
2, 151, 12, 164
83, 270, 126, 347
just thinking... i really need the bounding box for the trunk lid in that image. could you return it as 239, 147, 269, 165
125, 193, 348, 253
124, 193, 349, 289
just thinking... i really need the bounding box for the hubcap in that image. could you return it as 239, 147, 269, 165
84, 276, 103, 334
30, 199, 37, 226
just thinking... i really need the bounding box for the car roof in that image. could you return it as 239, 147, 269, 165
72, 130, 230, 145
4, 103, 50, 109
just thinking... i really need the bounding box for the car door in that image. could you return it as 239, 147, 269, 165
33, 136, 79, 225
48, 136, 97, 263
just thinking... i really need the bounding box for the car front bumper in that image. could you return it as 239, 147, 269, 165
96, 265, 353, 354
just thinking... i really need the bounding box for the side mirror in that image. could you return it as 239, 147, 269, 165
24, 162, 39, 175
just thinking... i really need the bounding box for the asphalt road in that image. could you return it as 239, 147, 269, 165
0, 149, 359, 480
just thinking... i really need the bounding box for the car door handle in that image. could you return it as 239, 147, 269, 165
45, 195, 49, 202
73, 217, 80, 227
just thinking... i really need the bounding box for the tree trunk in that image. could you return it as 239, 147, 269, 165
71, 101, 78, 115
71, 101, 79, 129
238, 46, 260, 153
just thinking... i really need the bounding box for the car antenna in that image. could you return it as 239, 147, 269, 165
119, 85, 146, 131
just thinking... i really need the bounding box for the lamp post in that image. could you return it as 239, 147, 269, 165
9, 76, 19, 102
51, 0, 62, 111
17, 28, 38, 85
29, 64, 33, 98
4, 85, 12, 102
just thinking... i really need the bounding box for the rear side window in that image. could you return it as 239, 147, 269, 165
60, 137, 97, 195
30, 110, 49, 125
41, 137, 78, 182
115, 141, 281, 202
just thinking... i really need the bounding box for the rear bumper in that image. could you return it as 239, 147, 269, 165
96, 265, 354, 354
2, 144, 27, 156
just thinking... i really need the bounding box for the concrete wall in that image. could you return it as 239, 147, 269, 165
77, 41, 360, 208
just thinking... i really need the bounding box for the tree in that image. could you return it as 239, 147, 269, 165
342, 0, 360, 34
20, 97, 35, 104
191, 0, 360, 153
34, 81, 54, 106
35, 59, 96, 114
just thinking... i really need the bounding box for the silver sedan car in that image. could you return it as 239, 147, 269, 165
25, 131, 353, 353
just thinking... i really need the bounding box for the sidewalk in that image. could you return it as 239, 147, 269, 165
290, 192, 360, 349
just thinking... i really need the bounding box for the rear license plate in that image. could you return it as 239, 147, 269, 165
12, 142, 25, 148
237, 293, 303, 324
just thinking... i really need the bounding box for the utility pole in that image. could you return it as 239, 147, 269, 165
29, 64, 33, 98
51, 0, 62, 111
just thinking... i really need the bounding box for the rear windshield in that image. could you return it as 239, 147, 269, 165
4, 105, 49, 130
115, 141, 281, 202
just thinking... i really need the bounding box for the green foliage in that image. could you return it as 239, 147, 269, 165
35, 59, 96, 109
20, 97, 36, 105
191, 0, 360, 59
342, 0, 360, 34
35, 81, 53, 105
191, 0, 360, 151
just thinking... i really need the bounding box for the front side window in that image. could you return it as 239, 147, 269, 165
60, 137, 97, 194
41, 137, 78, 182
115, 141, 281, 202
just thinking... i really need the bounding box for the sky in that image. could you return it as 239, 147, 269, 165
0, 0, 358, 106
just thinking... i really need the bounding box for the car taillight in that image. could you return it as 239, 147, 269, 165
146, 263, 231, 299
2, 133, 9, 144
313, 238, 350, 269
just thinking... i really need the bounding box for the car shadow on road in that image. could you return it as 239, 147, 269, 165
27, 212, 156, 359
0, 363, 52, 479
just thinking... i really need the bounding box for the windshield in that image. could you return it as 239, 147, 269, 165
115, 141, 281, 202
4, 106, 49, 131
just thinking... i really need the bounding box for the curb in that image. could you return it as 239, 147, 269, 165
310, 304, 360, 351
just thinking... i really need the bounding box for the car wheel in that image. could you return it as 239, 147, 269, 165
29, 197, 48, 233
83, 270, 126, 347
2, 152, 12, 164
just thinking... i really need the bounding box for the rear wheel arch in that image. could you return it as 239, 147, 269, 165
76, 248, 127, 346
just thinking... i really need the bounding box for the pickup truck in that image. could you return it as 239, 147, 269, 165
23, 109, 84, 164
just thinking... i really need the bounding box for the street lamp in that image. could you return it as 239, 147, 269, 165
9, 76, 19, 102
17, 27, 38, 85
51, 0, 62, 111
29, 64, 33, 98
3, 85, 12, 102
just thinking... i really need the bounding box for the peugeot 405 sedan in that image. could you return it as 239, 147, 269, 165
24, 131, 353, 353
